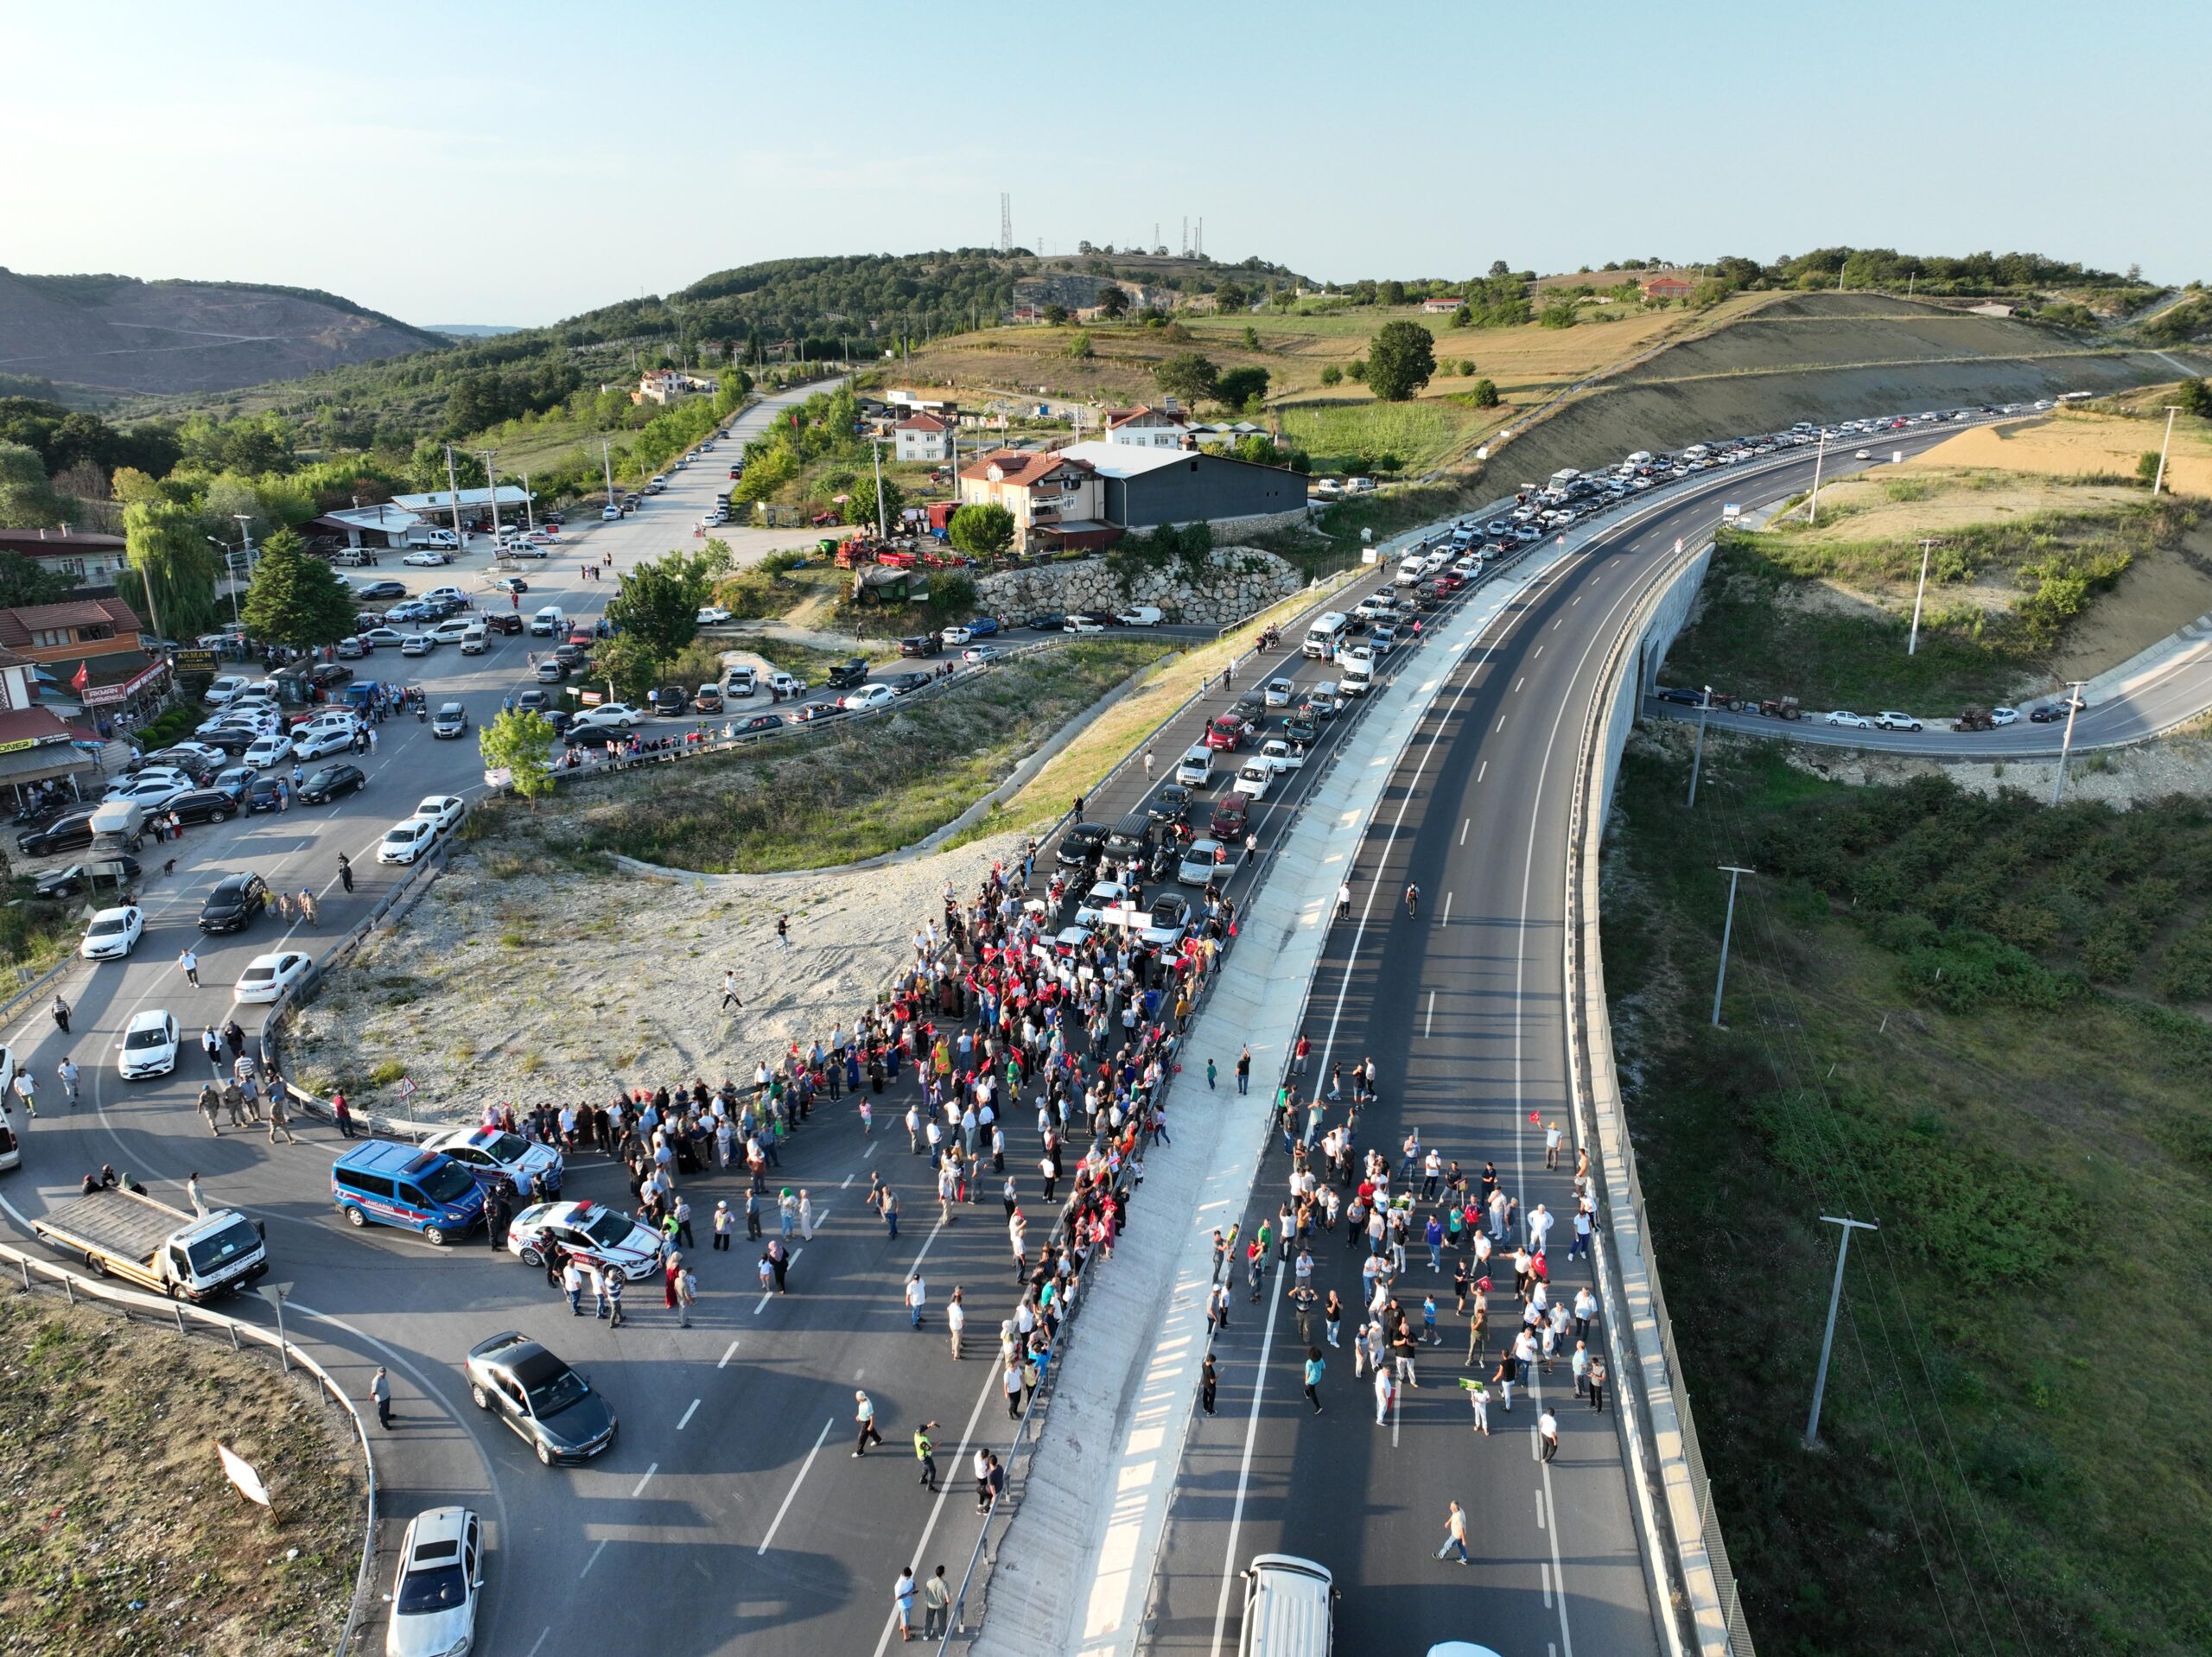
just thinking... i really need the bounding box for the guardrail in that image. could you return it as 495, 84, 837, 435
1561, 538, 1749, 1657
0, 1233, 378, 1657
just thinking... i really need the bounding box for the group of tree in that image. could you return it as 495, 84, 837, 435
1152, 353, 1269, 412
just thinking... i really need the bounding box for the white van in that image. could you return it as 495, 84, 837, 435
1240, 1553, 1334, 1657
1303, 613, 1348, 659
1339, 651, 1375, 696
1175, 745, 1215, 787
404, 525, 461, 550
530, 605, 566, 637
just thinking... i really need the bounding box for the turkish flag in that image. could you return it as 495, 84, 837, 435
70, 661, 89, 694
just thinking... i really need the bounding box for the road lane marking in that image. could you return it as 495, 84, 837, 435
678, 1398, 700, 1431
1208, 1258, 1286, 1657
1542, 1561, 1554, 1609
755, 1415, 836, 1556
1495, 717, 1506, 733
1516, 677, 1525, 693
524, 1628, 551, 1657
868, 1346, 1007, 1657
842, 1173, 854, 1189
1442, 892, 1452, 927
631, 1463, 658, 1498
579, 1538, 610, 1578
719, 1341, 740, 1368
1478, 760, 1487, 783
1536, 1489, 1546, 1527
1426, 990, 1435, 1038
1459, 816, 1469, 845
1534, 644, 1544, 658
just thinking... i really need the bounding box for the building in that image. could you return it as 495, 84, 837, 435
391, 486, 534, 530
893, 413, 954, 464
1099, 404, 1196, 450
301, 503, 424, 550
887, 390, 960, 420
0, 595, 168, 719
957, 449, 1104, 552
632, 368, 718, 405
1056, 441, 1307, 534
1421, 296, 1464, 314
1639, 275, 1696, 301
0, 644, 99, 801
0, 527, 129, 589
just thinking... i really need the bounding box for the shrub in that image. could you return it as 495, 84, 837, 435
2157, 919, 2212, 1000
1319, 365, 1344, 387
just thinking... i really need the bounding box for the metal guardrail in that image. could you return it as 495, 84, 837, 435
0, 1233, 379, 1657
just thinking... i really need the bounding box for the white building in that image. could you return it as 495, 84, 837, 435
893, 412, 954, 463
1099, 403, 1196, 450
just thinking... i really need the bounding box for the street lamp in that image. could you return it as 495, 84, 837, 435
1687, 684, 1714, 807
2152, 406, 2182, 496
1907, 538, 1935, 656
1711, 866, 1755, 1026
205, 535, 245, 627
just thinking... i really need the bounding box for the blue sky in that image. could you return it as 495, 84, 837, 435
3, 1, 2205, 326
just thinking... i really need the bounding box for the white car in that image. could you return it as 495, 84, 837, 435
601, 505, 622, 521
399, 634, 434, 657
941, 625, 976, 646
1074, 879, 1130, 930
1174, 746, 1214, 787
291, 726, 357, 761
234, 949, 315, 1004
962, 644, 1001, 663
1823, 710, 1872, 728
402, 549, 450, 567
1989, 706, 2020, 726
524, 529, 556, 545
1064, 617, 1105, 635
1262, 676, 1296, 708
1873, 711, 1923, 733
841, 683, 896, 712
378, 817, 442, 866
570, 705, 642, 734
696, 606, 734, 626
1260, 739, 1305, 772
385, 1505, 483, 1657
1853, 448, 1873, 460
421, 1126, 566, 1197
204, 675, 251, 707
79, 905, 143, 961
506, 1199, 666, 1279
103, 776, 189, 811
1232, 762, 1273, 801
118, 1009, 179, 1079
429, 618, 475, 644
412, 795, 467, 833
243, 734, 293, 770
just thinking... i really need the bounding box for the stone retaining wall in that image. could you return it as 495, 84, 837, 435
976, 543, 1304, 625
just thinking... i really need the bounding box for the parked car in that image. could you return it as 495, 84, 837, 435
233, 949, 315, 1005
734, 713, 785, 734
1057, 822, 1109, 868
1873, 711, 1923, 733
79, 905, 144, 961
650, 686, 690, 718
1823, 710, 1872, 728
298, 763, 367, 804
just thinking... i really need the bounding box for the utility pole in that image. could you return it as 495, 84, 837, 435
2050, 680, 2089, 805
2152, 405, 2181, 496
871, 437, 889, 540
1711, 866, 1755, 1027
601, 441, 616, 511
1907, 538, 1935, 655
1804, 1216, 1878, 1448
478, 450, 499, 543
442, 445, 467, 543
1687, 685, 1714, 806
521, 473, 536, 534
1807, 427, 1828, 524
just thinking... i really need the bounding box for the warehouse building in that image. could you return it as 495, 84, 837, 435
1055, 441, 1307, 534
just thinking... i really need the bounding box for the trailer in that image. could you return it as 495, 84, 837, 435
30, 1187, 269, 1301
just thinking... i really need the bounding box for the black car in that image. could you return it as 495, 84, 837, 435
1147, 784, 1192, 827
199, 871, 268, 933
899, 634, 941, 658
167, 789, 238, 827
199, 725, 264, 756
650, 686, 689, 717
245, 777, 288, 814
1655, 686, 1705, 707
18, 810, 96, 856
735, 713, 784, 733
543, 708, 573, 733
887, 671, 931, 695
826, 658, 869, 689
35, 856, 142, 900
357, 580, 407, 600
552, 642, 588, 667
463, 1332, 618, 1467
487, 613, 526, 635
1281, 714, 1319, 744
1024, 613, 1068, 632
145, 747, 220, 783
1057, 822, 1109, 869
299, 764, 366, 804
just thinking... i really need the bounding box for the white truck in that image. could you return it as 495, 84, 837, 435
403, 525, 461, 551
88, 799, 147, 856
31, 1186, 269, 1302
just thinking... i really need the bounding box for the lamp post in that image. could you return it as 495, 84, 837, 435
1804, 1217, 1878, 1449
478, 450, 499, 543
257, 1282, 293, 1376
2050, 679, 2089, 805
1907, 538, 1934, 655
2152, 406, 2181, 497
1712, 866, 1755, 1027
1687, 683, 1713, 807
1807, 427, 1827, 524
205, 537, 243, 627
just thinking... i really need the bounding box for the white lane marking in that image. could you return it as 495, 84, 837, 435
1554, 617, 1564, 628
579, 1538, 610, 1578
1534, 644, 1544, 658
1207, 1259, 1287, 1657
1516, 677, 1525, 693
631, 1462, 658, 1499
841, 1173, 854, 1189
867, 1349, 1007, 1657
1536, 1489, 1547, 1527
1392, 1374, 1402, 1448
754, 1292, 772, 1315
719, 1340, 740, 1369
1442, 892, 1452, 927
755, 1415, 836, 1556
1459, 817, 1470, 846
1495, 716, 1506, 733
678, 1398, 700, 1431
1542, 1560, 1554, 1609
1426, 990, 1435, 1038
523, 1628, 551, 1657
1478, 760, 1487, 783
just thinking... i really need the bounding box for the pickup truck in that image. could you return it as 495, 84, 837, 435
31, 1186, 269, 1301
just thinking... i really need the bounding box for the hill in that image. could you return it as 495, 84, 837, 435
0, 268, 446, 397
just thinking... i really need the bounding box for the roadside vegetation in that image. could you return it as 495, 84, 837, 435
1662, 470, 2204, 711
476, 639, 1166, 873
0, 1296, 365, 1656
1602, 736, 2212, 1656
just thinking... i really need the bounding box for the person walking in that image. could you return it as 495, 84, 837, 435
1538, 1406, 1560, 1463
186, 1171, 207, 1216
1465, 1375, 1491, 1435
56, 1057, 79, 1109
267, 1089, 295, 1143
713, 1200, 733, 1251
1201, 1354, 1218, 1417
855, 1390, 885, 1456
563, 1258, 584, 1316
766, 1236, 790, 1292
1436, 1500, 1471, 1565
675, 1263, 698, 1327
1235, 1046, 1251, 1095
11, 1070, 36, 1121
720, 970, 742, 1010
883, 1188, 900, 1240
1373, 1363, 1396, 1425
367, 1366, 393, 1430
50, 994, 70, 1034
332, 1089, 354, 1139
1302, 1347, 1325, 1414
1586, 1355, 1607, 1414
178, 946, 200, 987
913, 1420, 940, 1491
606, 1271, 626, 1328
337, 852, 354, 893
775, 913, 791, 950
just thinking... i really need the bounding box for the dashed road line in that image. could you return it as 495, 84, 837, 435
756, 1415, 836, 1557
678, 1398, 700, 1431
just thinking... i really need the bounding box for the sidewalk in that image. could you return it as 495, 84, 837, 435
971, 550, 1572, 1657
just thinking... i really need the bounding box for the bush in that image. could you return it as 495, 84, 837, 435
1319, 365, 1344, 387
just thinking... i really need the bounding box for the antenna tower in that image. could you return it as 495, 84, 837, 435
999, 193, 1012, 253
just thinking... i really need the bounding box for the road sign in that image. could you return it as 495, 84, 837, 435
396, 1076, 416, 1098
216, 1443, 270, 1507
175, 649, 219, 674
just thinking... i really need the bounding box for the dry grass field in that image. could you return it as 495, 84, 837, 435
1904, 403, 2212, 497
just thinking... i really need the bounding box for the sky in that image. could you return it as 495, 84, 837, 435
4, 1, 2207, 327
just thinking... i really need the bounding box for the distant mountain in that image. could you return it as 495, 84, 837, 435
424, 324, 526, 339
0, 268, 448, 396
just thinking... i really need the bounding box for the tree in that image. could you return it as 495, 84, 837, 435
1319, 365, 1344, 388
0, 441, 63, 527
1154, 352, 1220, 404
1539, 299, 1579, 329
1471, 378, 1500, 408
1096, 284, 1128, 319
589, 631, 664, 704
2137, 450, 2163, 485
479, 708, 557, 808
1214, 367, 1270, 410
2177, 378, 2212, 419
606, 549, 717, 661
239, 528, 357, 649
122, 498, 222, 639
0, 551, 72, 608
1242, 326, 1262, 351
1379, 280, 1408, 308
1488, 260, 1510, 279
1451, 305, 1472, 328
947, 503, 1015, 558
1065, 330, 1094, 360
1364, 321, 1436, 402
1043, 303, 1069, 326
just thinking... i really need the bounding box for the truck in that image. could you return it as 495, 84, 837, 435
1720, 503, 1744, 525
30, 1186, 269, 1301
403, 525, 461, 551
87, 799, 146, 855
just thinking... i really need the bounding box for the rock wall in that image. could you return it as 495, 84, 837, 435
976, 545, 1305, 625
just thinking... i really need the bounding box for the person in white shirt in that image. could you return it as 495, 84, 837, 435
906, 1273, 928, 1329
947, 1287, 967, 1359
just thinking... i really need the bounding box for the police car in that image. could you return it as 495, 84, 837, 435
505, 1200, 665, 1279
419, 1125, 565, 1197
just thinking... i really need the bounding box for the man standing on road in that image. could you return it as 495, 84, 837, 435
947, 1287, 966, 1359
1538, 1406, 1560, 1463
923, 1565, 952, 1640
906, 1272, 927, 1329
855, 1390, 885, 1456
178, 946, 200, 987
892, 1567, 917, 1641
367, 1367, 392, 1430
913, 1420, 939, 1491
337, 852, 353, 893
56, 1057, 78, 1108
1436, 1500, 1471, 1564
1236, 1046, 1251, 1095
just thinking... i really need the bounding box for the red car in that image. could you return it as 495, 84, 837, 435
1209, 797, 1249, 840
1205, 715, 1248, 752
